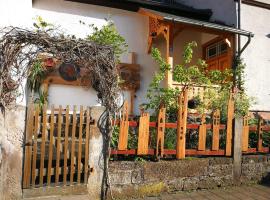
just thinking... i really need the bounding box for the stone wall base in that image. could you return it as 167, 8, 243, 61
109, 155, 270, 199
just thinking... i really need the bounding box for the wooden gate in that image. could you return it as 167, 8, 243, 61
23, 105, 91, 188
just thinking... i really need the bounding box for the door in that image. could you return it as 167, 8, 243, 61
23, 104, 91, 188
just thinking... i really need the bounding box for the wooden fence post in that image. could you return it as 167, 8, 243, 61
176, 89, 188, 159
257, 117, 263, 152
137, 112, 150, 155
242, 115, 249, 152
233, 116, 243, 185
156, 106, 166, 157
198, 113, 206, 151
226, 92, 234, 156
118, 101, 129, 150
212, 109, 220, 151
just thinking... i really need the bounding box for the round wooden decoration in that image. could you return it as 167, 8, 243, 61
58, 62, 80, 81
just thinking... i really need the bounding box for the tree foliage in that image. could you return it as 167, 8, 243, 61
86, 19, 128, 62
144, 41, 253, 117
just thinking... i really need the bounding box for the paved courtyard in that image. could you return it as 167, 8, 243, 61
24, 184, 270, 200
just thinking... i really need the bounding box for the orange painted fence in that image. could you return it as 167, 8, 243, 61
242, 115, 270, 154
113, 93, 270, 158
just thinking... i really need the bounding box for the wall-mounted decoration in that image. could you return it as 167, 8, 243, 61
59, 62, 80, 81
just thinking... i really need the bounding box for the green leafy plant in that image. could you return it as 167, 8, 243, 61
144, 41, 253, 118
34, 90, 48, 110
86, 19, 128, 62
27, 60, 46, 93
33, 16, 54, 30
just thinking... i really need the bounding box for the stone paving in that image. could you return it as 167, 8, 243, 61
24, 184, 270, 200
138, 184, 270, 200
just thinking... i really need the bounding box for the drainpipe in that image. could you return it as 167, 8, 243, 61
237, 0, 241, 55
233, 0, 243, 187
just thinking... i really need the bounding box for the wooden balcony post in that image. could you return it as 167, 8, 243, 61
165, 24, 173, 88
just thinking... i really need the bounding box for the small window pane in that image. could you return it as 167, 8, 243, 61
220, 42, 228, 54
207, 45, 217, 59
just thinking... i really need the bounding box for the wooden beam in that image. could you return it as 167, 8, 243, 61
138, 8, 164, 20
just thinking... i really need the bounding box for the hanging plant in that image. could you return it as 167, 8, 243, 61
27, 60, 47, 93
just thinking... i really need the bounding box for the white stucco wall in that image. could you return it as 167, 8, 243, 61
241, 4, 270, 111
31, 0, 159, 114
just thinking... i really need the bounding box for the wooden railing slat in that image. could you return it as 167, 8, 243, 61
84, 107, 90, 183
257, 117, 263, 152
31, 106, 39, 187
212, 110, 220, 151
23, 104, 34, 188
77, 105, 83, 183
137, 113, 150, 155
70, 105, 77, 185
242, 115, 249, 152
226, 92, 234, 156
176, 90, 188, 159
198, 114, 206, 151
55, 105, 62, 185
39, 105, 47, 187
118, 101, 129, 150
156, 107, 166, 157
63, 105, 70, 185
47, 105, 54, 185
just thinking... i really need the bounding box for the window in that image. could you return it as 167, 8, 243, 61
203, 38, 231, 71
206, 41, 228, 60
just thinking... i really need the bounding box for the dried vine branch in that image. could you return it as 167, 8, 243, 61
0, 26, 120, 199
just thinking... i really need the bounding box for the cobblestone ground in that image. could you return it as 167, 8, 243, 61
24, 184, 270, 200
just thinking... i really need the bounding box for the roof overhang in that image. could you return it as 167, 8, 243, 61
139, 8, 254, 37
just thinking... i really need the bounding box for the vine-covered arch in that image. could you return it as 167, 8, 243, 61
0, 26, 119, 199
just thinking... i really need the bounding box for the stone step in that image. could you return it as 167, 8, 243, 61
23, 184, 88, 199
